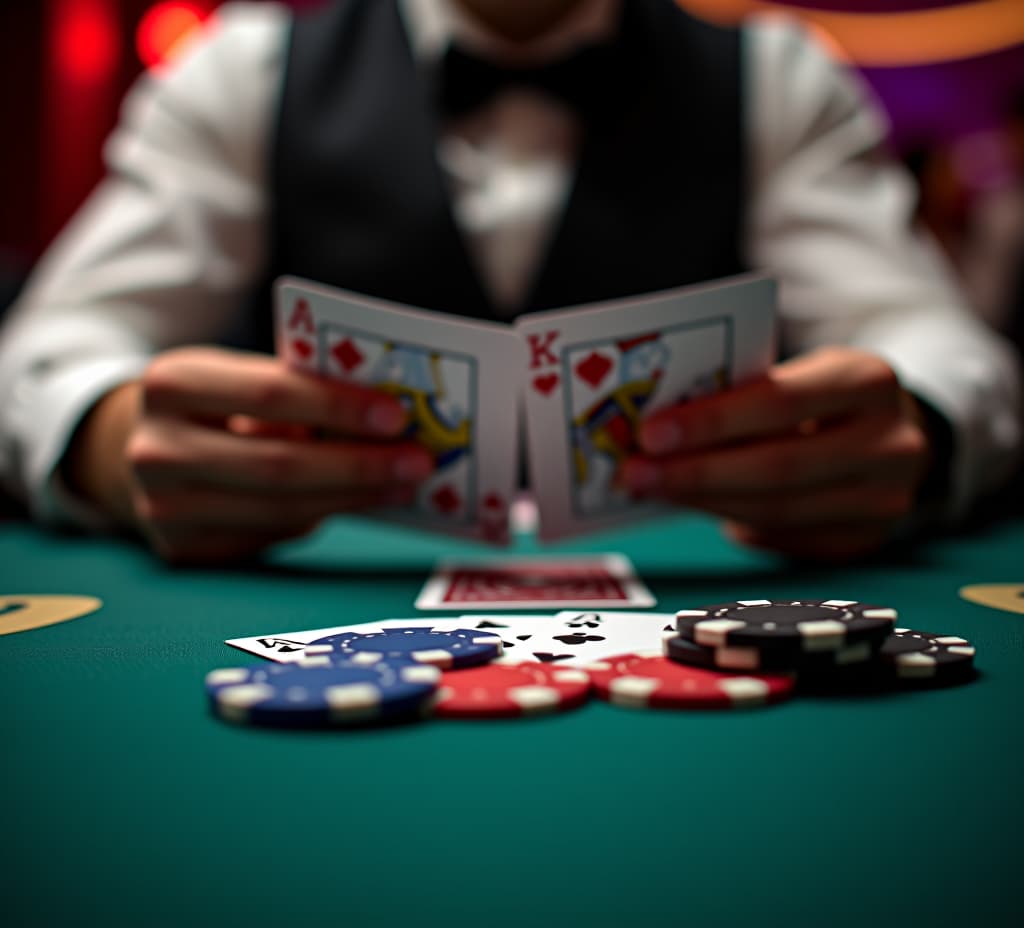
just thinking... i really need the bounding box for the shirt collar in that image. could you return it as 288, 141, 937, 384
401, 0, 620, 66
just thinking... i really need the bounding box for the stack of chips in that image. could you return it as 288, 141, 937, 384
665, 599, 977, 687
203, 601, 978, 728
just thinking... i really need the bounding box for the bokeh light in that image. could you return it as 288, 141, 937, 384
135, 1, 211, 69
53, 0, 120, 85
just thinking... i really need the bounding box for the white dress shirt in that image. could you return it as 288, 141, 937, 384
1, 0, 1020, 526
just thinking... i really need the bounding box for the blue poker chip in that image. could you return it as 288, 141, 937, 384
308, 627, 504, 669
204, 655, 441, 728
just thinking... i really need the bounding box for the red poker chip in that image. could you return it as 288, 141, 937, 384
432, 662, 592, 719
585, 651, 795, 710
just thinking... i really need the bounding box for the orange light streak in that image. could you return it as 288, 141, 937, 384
677, 0, 1024, 66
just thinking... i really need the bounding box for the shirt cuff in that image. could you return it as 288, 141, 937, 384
10, 357, 150, 528
852, 328, 1022, 521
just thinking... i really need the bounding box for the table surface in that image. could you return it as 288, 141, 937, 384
3, 508, 1023, 928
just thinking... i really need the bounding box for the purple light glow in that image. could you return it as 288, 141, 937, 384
743, 2, 1024, 151
862, 44, 1024, 150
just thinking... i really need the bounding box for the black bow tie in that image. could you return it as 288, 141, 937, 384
436, 43, 620, 119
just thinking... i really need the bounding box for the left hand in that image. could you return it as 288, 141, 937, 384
620, 346, 933, 561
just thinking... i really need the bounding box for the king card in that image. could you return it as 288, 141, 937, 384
515, 273, 777, 540
275, 277, 525, 543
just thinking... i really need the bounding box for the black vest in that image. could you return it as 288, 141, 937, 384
251, 0, 745, 350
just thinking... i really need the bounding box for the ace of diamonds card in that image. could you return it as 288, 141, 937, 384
516, 274, 777, 540
275, 277, 525, 543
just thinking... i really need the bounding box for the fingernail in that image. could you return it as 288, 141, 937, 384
394, 451, 433, 482
622, 459, 660, 492
366, 400, 406, 436
640, 419, 681, 454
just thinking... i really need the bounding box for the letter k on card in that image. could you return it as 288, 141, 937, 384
526, 330, 561, 396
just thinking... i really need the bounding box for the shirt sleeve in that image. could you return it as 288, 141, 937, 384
0, 2, 290, 525
743, 14, 1023, 518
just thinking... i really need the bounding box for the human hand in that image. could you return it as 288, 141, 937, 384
621, 347, 932, 561
64, 347, 433, 563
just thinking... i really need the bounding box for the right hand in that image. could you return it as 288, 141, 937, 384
63, 346, 434, 564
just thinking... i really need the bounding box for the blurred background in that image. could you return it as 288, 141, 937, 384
1, 0, 1022, 324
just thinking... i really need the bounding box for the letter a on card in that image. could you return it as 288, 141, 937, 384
282, 297, 317, 367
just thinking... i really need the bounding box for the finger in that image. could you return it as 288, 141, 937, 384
638, 347, 902, 455
623, 412, 926, 495
142, 347, 408, 437
149, 528, 319, 565
128, 419, 434, 491
722, 520, 897, 563
135, 484, 418, 529
667, 481, 914, 528
145, 523, 320, 566
227, 414, 316, 441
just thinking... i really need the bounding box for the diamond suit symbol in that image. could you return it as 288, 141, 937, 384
575, 351, 613, 388
331, 338, 364, 373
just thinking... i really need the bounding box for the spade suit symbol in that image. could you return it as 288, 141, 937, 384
554, 632, 605, 646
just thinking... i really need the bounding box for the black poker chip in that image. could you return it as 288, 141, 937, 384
663, 632, 879, 674
794, 627, 979, 694
675, 599, 898, 654
879, 628, 976, 683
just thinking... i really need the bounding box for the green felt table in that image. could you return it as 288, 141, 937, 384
3, 510, 1023, 928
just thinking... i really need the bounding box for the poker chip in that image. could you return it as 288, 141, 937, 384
879, 628, 977, 682
676, 599, 897, 653
584, 651, 795, 710
307, 627, 503, 669
204, 656, 441, 727
432, 663, 592, 719
664, 633, 877, 673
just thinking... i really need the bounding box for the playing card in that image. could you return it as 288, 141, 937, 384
225, 618, 465, 664
227, 611, 677, 668
453, 614, 575, 663
537, 610, 678, 665
515, 273, 777, 540
276, 277, 525, 543
472, 611, 678, 666
414, 554, 656, 610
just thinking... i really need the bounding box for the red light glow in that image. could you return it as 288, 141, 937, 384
53, 0, 120, 85
136, 2, 211, 69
